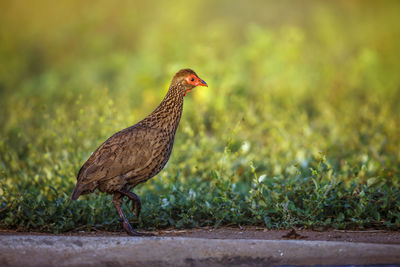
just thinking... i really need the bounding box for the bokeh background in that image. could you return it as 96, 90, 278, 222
1, 0, 399, 232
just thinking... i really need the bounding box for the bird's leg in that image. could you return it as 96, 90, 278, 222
112, 193, 154, 236
117, 190, 141, 219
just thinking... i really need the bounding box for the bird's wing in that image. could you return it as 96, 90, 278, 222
76, 125, 165, 186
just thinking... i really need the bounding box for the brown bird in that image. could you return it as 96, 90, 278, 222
70, 69, 207, 236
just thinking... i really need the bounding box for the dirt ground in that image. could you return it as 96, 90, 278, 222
1, 227, 399, 244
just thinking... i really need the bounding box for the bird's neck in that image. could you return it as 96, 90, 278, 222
140, 85, 184, 133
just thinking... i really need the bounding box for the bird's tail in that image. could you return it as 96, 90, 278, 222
70, 186, 82, 200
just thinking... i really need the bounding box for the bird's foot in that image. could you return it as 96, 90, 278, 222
129, 231, 155, 237
122, 221, 155, 237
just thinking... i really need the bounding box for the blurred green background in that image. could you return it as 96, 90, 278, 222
1, 0, 399, 232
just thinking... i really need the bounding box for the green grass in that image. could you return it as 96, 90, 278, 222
1, 0, 400, 233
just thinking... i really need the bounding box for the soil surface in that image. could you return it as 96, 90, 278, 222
1, 227, 399, 244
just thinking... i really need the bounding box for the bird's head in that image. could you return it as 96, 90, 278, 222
171, 68, 208, 96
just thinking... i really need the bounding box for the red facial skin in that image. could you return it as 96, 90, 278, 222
184, 74, 208, 96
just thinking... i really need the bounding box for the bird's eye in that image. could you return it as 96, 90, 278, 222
190, 77, 195, 82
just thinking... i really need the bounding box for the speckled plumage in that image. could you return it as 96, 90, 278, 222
70, 69, 207, 236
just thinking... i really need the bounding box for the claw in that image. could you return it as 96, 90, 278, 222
122, 221, 154, 236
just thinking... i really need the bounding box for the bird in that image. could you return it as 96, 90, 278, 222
70, 68, 207, 236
